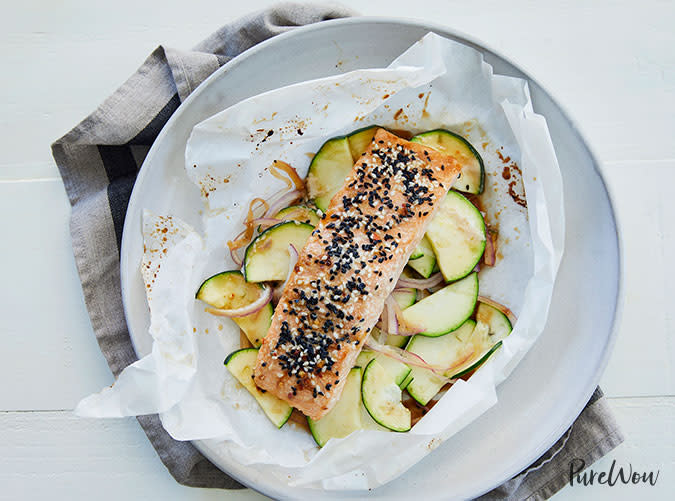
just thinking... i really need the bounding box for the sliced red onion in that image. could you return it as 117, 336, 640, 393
378, 302, 388, 332
483, 230, 497, 267
230, 247, 243, 267
478, 295, 517, 325
396, 272, 444, 290
273, 244, 299, 303
265, 189, 302, 218
252, 217, 282, 230
385, 295, 398, 335
364, 337, 461, 380
389, 295, 424, 336
205, 285, 272, 318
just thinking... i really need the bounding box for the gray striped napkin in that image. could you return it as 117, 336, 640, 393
52, 3, 623, 497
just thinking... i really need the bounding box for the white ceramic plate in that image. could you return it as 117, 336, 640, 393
120, 18, 621, 500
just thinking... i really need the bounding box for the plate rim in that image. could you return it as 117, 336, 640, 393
120, 15, 623, 499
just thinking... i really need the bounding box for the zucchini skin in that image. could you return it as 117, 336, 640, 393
450, 341, 503, 379
411, 129, 485, 194
224, 347, 256, 366
196, 270, 241, 299
243, 221, 313, 282
427, 191, 486, 283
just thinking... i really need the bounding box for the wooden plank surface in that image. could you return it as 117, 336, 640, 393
0, 411, 268, 501
1, 0, 673, 499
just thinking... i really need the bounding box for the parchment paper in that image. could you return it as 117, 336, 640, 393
77, 33, 564, 490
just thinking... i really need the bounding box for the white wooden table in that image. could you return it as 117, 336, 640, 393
1, 1, 673, 499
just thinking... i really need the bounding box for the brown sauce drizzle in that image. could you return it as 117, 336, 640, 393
498, 148, 527, 208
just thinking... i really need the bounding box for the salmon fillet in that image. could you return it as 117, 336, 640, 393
254, 128, 462, 420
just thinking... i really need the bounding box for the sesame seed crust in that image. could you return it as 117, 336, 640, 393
254, 128, 462, 420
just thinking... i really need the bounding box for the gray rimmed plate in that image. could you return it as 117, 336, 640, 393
120, 17, 621, 500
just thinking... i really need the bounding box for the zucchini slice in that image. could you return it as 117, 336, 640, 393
243, 221, 313, 282
411, 129, 485, 194
347, 126, 378, 161
306, 137, 353, 211
426, 191, 486, 283
356, 349, 411, 388
407, 235, 437, 278
225, 348, 292, 428
386, 278, 417, 347
400, 272, 478, 337
273, 205, 320, 226
399, 371, 414, 390
307, 367, 363, 447
307, 127, 382, 211
392, 287, 416, 310
195, 270, 272, 347
404, 320, 475, 406
476, 301, 513, 339
450, 338, 503, 380
449, 302, 513, 378
385, 335, 410, 349
359, 400, 390, 431
361, 359, 411, 432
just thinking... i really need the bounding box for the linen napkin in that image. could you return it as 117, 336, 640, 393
52, 3, 623, 497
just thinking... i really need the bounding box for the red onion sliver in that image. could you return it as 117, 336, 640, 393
483, 230, 497, 267
205, 285, 272, 318
252, 217, 282, 229
478, 295, 517, 325
273, 244, 299, 303
385, 295, 399, 335
396, 272, 444, 290
265, 189, 302, 218
364, 338, 458, 380
386, 296, 423, 336
230, 247, 243, 267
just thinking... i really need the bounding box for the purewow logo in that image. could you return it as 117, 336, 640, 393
569, 459, 659, 487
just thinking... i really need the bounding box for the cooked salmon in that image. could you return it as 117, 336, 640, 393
254, 128, 462, 420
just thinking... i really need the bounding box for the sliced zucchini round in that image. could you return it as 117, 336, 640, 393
393, 268, 418, 308
448, 301, 513, 379
356, 349, 411, 388
225, 348, 292, 428
307, 368, 363, 447
450, 340, 504, 380
385, 334, 409, 349
307, 127, 383, 211
195, 270, 272, 347
243, 221, 313, 282
306, 136, 353, 211
426, 191, 486, 283
401, 272, 478, 337
407, 235, 436, 278
411, 129, 485, 194
476, 301, 513, 339
405, 320, 475, 406
361, 359, 411, 432
347, 125, 378, 161
387, 276, 417, 347
273, 205, 320, 226
398, 371, 414, 390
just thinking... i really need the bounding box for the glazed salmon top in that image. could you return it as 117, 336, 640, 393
254, 128, 462, 420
